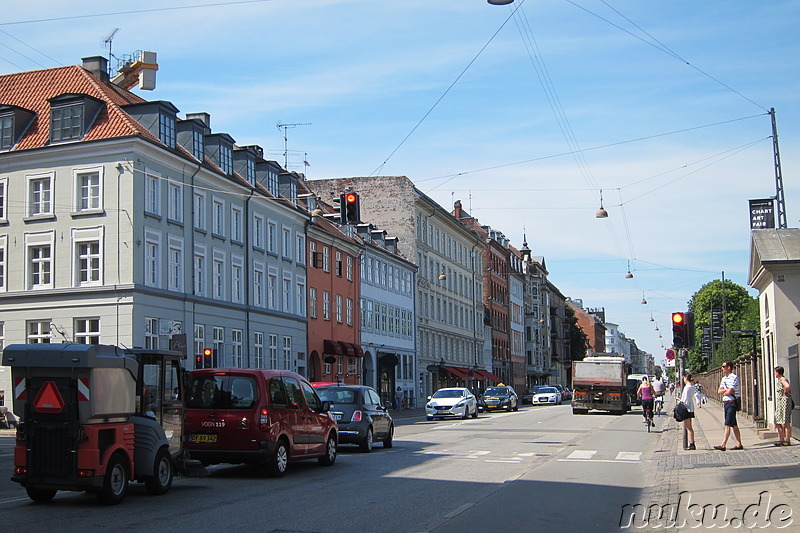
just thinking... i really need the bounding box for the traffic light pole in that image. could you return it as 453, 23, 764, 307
679, 348, 687, 450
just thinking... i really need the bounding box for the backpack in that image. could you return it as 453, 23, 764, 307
673, 402, 690, 422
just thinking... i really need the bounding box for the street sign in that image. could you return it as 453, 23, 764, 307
665, 349, 676, 360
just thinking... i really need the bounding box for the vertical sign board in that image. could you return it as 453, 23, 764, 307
749, 198, 775, 229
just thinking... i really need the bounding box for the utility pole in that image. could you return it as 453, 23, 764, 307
771, 108, 787, 229
276, 122, 311, 170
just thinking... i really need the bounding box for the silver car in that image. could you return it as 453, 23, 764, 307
426, 387, 479, 420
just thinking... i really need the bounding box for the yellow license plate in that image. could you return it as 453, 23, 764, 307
190, 434, 217, 443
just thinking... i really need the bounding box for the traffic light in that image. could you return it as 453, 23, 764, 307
684, 311, 695, 349
202, 348, 214, 369
340, 192, 361, 224
672, 312, 686, 348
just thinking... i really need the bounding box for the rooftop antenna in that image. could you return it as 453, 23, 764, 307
276, 121, 311, 170
103, 28, 120, 75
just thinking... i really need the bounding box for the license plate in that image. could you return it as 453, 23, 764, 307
333, 414, 342, 421
488, 405, 498, 408
190, 434, 217, 443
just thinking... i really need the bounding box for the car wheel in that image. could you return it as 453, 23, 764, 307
383, 425, 394, 448
318, 434, 337, 466
26, 487, 57, 503
427, 416, 434, 421
267, 438, 289, 477
360, 427, 374, 453
463, 407, 469, 419
144, 447, 173, 495
472, 406, 478, 418
97, 453, 128, 505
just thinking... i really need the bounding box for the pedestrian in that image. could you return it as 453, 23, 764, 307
637, 377, 655, 426
715, 360, 744, 451
679, 373, 697, 450
669, 382, 675, 394
774, 366, 792, 446
395, 386, 403, 410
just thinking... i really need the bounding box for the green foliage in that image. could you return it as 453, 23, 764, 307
686, 279, 759, 372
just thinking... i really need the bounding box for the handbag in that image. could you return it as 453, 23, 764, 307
673, 402, 689, 422
734, 396, 741, 412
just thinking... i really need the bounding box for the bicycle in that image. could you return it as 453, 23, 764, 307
643, 400, 654, 432
654, 394, 664, 416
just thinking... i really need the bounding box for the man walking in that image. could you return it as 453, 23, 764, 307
715, 360, 744, 451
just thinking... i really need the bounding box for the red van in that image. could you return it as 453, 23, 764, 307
184, 369, 338, 476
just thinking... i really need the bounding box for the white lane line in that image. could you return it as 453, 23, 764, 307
445, 502, 475, 518
616, 451, 642, 461
557, 458, 641, 464
485, 459, 521, 463
566, 449, 597, 460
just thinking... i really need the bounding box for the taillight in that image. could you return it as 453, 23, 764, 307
259, 408, 269, 431
351, 410, 363, 422
14, 466, 27, 475
77, 469, 94, 478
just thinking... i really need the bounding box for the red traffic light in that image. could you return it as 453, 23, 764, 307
672, 312, 684, 325
203, 348, 213, 356
344, 192, 357, 204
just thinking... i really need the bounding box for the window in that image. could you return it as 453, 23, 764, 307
246, 159, 256, 184
76, 240, 101, 286
75, 168, 102, 212
282, 227, 292, 259
323, 291, 330, 321
253, 264, 265, 307
309, 241, 317, 267
296, 280, 306, 317
194, 246, 206, 296
51, 103, 83, 142
168, 183, 182, 222
296, 235, 306, 265
28, 173, 52, 217
0, 177, 6, 222
254, 332, 264, 368
144, 317, 159, 349
253, 215, 264, 249
27, 320, 52, 343
231, 206, 242, 242
269, 334, 278, 369
168, 237, 183, 292
267, 171, 278, 197
268, 270, 277, 310
283, 336, 292, 371
193, 324, 205, 368
29, 244, 52, 289
322, 246, 330, 272
159, 113, 176, 148
348, 357, 357, 376
219, 144, 232, 174
346, 298, 353, 326
336, 295, 343, 323
145, 172, 160, 216
336, 251, 342, 277
0, 235, 6, 290
212, 199, 224, 236
192, 130, 204, 161
231, 329, 243, 367
144, 230, 160, 288
213, 326, 224, 366
309, 287, 317, 319
194, 192, 206, 230
231, 256, 243, 303
75, 318, 100, 344
212, 251, 225, 300
347, 256, 353, 281
0, 114, 12, 149
267, 222, 276, 253
282, 275, 292, 313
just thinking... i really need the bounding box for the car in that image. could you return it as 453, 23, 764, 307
425, 387, 478, 420
555, 385, 572, 401
184, 369, 338, 477
478, 386, 519, 412
315, 385, 394, 452
530, 386, 563, 405
522, 386, 547, 404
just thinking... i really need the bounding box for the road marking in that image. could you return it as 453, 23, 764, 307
566, 449, 597, 460
616, 451, 642, 461
515, 452, 536, 457
466, 450, 491, 458
485, 459, 521, 463
445, 502, 475, 518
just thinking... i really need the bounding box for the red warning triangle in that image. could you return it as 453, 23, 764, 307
33, 381, 65, 414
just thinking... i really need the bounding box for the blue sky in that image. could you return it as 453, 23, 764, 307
2, 0, 798, 364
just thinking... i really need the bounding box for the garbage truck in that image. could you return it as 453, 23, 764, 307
571, 355, 629, 415
3, 343, 190, 504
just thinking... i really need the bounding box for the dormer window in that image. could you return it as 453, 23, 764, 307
0, 115, 13, 150
48, 94, 103, 144
204, 133, 235, 176
121, 100, 179, 149
192, 130, 204, 160
246, 159, 255, 184
268, 171, 278, 196
219, 144, 232, 175
159, 113, 176, 148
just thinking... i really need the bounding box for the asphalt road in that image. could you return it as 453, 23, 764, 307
0, 403, 666, 532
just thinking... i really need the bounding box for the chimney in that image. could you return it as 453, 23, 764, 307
356, 224, 373, 241
82, 56, 109, 83
186, 112, 211, 133
370, 229, 386, 247
385, 236, 399, 254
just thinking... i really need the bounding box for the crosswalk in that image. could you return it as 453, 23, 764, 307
558, 449, 642, 463
414, 449, 548, 463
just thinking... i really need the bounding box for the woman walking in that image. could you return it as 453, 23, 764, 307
679, 373, 697, 450
774, 366, 792, 446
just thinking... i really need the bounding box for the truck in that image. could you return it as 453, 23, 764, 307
571, 356, 629, 415
3, 343, 189, 504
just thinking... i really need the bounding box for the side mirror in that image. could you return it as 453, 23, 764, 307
321, 400, 332, 412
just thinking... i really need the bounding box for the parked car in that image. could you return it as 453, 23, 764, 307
522, 386, 547, 404
478, 386, 519, 412
426, 387, 478, 420
315, 385, 393, 452
556, 385, 572, 401
530, 386, 563, 405
184, 369, 338, 477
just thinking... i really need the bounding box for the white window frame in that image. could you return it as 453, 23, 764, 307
72, 226, 104, 287
193, 324, 205, 367
267, 221, 277, 254
25, 231, 54, 290
73, 166, 103, 213
254, 332, 264, 368
253, 262, 265, 307
309, 287, 317, 319
269, 334, 278, 369
144, 317, 159, 349
282, 336, 292, 371
296, 235, 306, 265
168, 236, 183, 292
194, 245, 206, 296
322, 246, 330, 272
336, 294, 343, 323
323, 291, 330, 321
0, 235, 6, 291
144, 229, 161, 288
212, 197, 224, 237
168, 182, 183, 223
26, 172, 53, 218
0, 177, 7, 223
145, 170, 160, 216
212, 249, 225, 300
268, 268, 278, 310
347, 256, 353, 281
231, 255, 243, 304
213, 326, 224, 366
27, 320, 52, 343
232, 328, 243, 367
253, 214, 265, 250
296, 279, 306, 317
282, 227, 292, 259
231, 205, 243, 242
193, 191, 206, 230
346, 298, 353, 326
282, 273, 292, 314
74, 317, 100, 344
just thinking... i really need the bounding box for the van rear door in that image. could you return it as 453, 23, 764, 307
185, 374, 229, 449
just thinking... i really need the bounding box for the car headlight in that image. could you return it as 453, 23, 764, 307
455, 401, 466, 407
426, 403, 433, 409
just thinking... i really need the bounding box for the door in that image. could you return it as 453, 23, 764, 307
365, 388, 390, 439
299, 379, 328, 456
280, 377, 307, 456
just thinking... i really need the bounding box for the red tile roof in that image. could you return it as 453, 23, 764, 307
0, 65, 157, 150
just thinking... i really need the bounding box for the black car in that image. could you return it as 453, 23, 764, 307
522, 386, 546, 404
478, 386, 519, 412
315, 385, 393, 452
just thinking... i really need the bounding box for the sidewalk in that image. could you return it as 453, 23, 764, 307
644, 399, 800, 529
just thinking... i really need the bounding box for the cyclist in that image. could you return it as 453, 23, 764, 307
637, 377, 655, 426
652, 377, 666, 414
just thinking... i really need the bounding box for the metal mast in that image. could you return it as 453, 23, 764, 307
276, 122, 311, 170
771, 108, 787, 228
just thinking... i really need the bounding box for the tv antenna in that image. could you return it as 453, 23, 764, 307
103, 28, 120, 73
276, 121, 310, 170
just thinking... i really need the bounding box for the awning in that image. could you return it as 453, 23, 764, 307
323, 339, 343, 355
475, 369, 501, 383
442, 365, 471, 381
339, 341, 355, 357
354, 345, 365, 357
